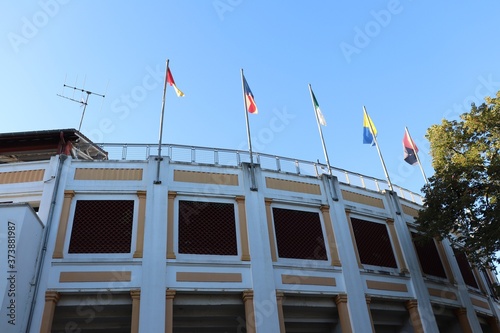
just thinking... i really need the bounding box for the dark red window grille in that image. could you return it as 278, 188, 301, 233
272, 207, 327, 260
350, 218, 397, 268
453, 249, 479, 289
412, 233, 447, 279
178, 200, 237, 255
68, 200, 134, 253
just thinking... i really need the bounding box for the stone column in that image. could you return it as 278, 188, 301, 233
334, 294, 353, 332
365, 296, 376, 333
130, 289, 141, 333
276, 292, 286, 333
165, 289, 176, 333
405, 299, 424, 333
242, 290, 256, 333
39, 291, 60, 333
454, 307, 473, 333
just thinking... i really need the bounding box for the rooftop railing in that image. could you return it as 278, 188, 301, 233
96, 143, 424, 205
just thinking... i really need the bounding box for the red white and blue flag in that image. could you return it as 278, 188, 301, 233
403, 131, 418, 165
243, 75, 258, 114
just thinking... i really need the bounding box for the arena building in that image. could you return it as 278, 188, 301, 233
0, 128, 499, 332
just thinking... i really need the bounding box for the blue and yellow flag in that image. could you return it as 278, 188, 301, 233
363, 108, 377, 145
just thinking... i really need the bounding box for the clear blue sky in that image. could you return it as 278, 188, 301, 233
2, 1, 500, 195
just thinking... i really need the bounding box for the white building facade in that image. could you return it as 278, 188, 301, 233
1, 130, 499, 332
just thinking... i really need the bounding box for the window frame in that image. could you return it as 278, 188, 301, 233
349, 214, 399, 273
410, 231, 449, 281
64, 193, 139, 259
173, 195, 241, 261
270, 203, 330, 265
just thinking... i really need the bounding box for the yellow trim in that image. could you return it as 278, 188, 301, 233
405, 300, 424, 333
176, 272, 242, 282
265, 198, 278, 262
334, 294, 353, 332
59, 271, 132, 282
130, 290, 141, 333
473, 267, 487, 293
39, 291, 60, 333
401, 204, 419, 217
435, 240, 455, 284
341, 190, 384, 209
265, 177, 321, 195
74, 168, 143, 180
386, 218, 408, 273
166, 191, 177, 259
242, 290, 256, 333
165, 290, 176, 333
345, 210, 363, 268
0, 169, 45, 184
366, 280, 408, 292
52, 190, 75, 258
320, 205, 341, 266
471, 297, 490, 310
281, 274, 336, 286
276, 292, 286, 333
427, 287, 457, 300
173, 170, 238, 185
365, 296, 376, 333
133, 191, 147, 258
236, 196, 251, 261
454, 308, 473, 333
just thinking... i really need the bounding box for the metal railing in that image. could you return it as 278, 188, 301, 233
96, 143, 424, 205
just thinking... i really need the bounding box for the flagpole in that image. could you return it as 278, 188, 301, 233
405, 126, 429, 185
308, 84, 332, 175
363, 106, 394, 192
241, 69, 257, 190
155, 59, 169, 184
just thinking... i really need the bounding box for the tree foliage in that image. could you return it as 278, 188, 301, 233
416, 91, 500, 268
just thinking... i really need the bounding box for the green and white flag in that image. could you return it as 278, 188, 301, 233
311, 89, 327, 126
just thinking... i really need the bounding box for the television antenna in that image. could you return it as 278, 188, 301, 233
57, 83, 105, 131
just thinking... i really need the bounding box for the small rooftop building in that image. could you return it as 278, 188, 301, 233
0, 128, 499, 333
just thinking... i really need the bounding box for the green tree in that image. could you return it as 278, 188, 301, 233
416, 91, 500, 268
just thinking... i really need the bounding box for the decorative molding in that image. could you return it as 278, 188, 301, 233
401, 204, 419, 217
427, 287, 457, 300
59, 271, 132, 283
341, 190, 384, 209
167, 191, 177, 259
74, 168, 143, 180
176, 272, 242, 282
264, 198, 278, 262
174, 170, 238, 185
265, 177, 321, 195
236, 196, 251, 261
366, 280, 408, 292
470, 297, 490, 310
133, 190, 147, 258
281, 274, 336, 286
52, 190, 75, 259
0, 169, 45, 184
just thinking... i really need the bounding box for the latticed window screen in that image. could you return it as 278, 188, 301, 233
453, 248, 479, 288
272, 207, 327, 260
68, 200, 134, 253
411, 233, 447, 279
178, 200, 237, 255
350, 218, 397, 268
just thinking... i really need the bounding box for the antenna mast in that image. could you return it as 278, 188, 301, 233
57, 83, 105, 131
